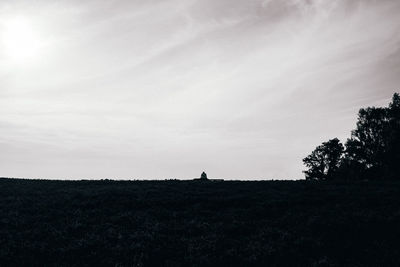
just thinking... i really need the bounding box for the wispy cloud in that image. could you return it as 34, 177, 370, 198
1, 0, 399, 179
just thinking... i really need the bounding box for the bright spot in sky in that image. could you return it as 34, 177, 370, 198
1, 16, 41, 62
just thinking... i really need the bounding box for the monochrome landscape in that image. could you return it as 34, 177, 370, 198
1, 0, 400, 266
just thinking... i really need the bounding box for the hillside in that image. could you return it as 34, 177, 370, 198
1, 178, 399, 266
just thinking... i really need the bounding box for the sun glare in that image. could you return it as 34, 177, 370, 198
1, 16, 41, 62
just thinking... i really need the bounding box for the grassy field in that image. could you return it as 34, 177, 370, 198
0, 178, 399, 266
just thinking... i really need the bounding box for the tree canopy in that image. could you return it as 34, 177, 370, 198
303, 93, 400, 180
303, 138, 343, 180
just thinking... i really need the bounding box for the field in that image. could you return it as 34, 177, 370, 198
0, 178, 400, 266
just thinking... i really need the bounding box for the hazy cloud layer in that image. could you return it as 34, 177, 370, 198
1, 0, 399, 179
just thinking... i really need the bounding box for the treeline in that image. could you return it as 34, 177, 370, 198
303, 93, 400, 180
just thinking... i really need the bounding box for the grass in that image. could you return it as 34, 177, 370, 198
0, 178, 400, 266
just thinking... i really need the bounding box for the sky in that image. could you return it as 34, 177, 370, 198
0, 0, 400, 180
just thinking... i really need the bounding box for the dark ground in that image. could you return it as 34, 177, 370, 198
0, 178, 400, 266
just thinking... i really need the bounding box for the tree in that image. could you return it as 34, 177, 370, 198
345, 107, 389, 174
387, 93, 400, 178
343, 93, 400, 179
389, 92, 400, 110
303, 138, 344, 180
304, 92, 400, 180
200, 172, 208, 180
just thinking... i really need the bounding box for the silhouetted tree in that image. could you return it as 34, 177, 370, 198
387, 93, 400, 178
344, 106, 389, 178
343, 93, 400, 179
201, 172, 208, 180
304, 92, 400, 180
303, 138, 344, 180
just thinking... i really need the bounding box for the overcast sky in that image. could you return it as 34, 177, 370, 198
0, 0, 399, 179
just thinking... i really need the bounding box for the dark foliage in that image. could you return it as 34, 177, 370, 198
304, 93, 400, 180
1, 178, 400, 266
303, 138, 344, 180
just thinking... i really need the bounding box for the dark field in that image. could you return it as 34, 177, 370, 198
1, 178, 400, 266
